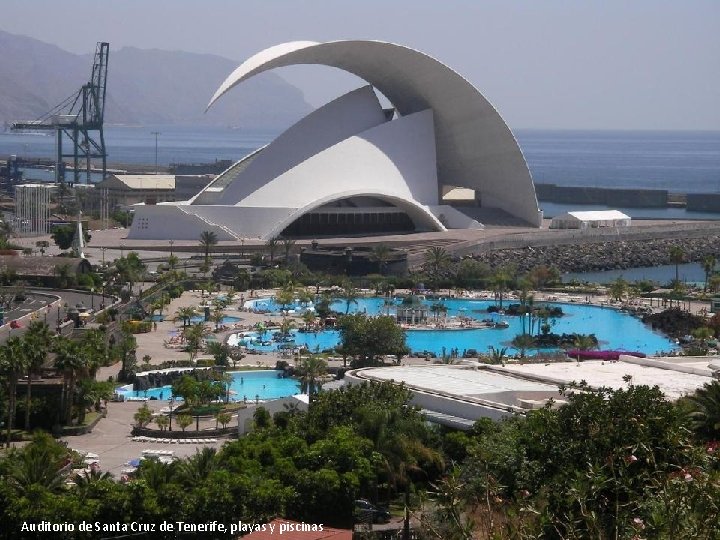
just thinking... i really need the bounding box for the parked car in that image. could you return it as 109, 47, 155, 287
354, 499, 391, 524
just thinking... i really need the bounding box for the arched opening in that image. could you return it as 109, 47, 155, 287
279, 195, 434, 237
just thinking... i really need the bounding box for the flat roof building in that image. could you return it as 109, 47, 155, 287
347, 360, 714, 428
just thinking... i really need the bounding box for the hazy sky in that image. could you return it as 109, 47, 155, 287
2, 0, 718, 130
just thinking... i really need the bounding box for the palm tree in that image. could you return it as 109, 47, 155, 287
669, 245, 685, 286
174, 306, 197, 327
608, 277, 629, 303
0, 338, 27, 447
54, 264, 72, 288
491, 268, 513, 309
73, 468, 114, 498
572, 334, 597, 363
370, 244, 392, 275
183, 324, 209, 363
177, 447, 217, 487
199, 230, 218, 265
298, 356, 327, 398
423, 247, 452, 288
511, 333, 535, 358
280, 237, 296, 264
703, 255, 716, 292
279, 317, 295, 337
265, 237, 279, 264
22, 321, 53, 430
341, 281, 359, 314
687, 380, 720, 440
7, 434, 67, 495
53, 336, 86, 425
488, 346, 508, 364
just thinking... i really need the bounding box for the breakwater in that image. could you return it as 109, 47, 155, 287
535, 183, 720, 213
466, 234, 720, 274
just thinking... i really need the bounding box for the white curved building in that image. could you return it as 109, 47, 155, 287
129, 40, 541, 241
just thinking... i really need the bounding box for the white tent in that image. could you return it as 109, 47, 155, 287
550, 210, 631, 230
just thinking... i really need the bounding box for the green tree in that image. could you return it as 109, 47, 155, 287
253, 406, 272, 429
265, 237, 279, 264
609, 276, 629, 302
206, 341, 231, 367
703, 255, 716, 292
22, 321, 53, 430
686, 380, 720, 440
298, 356, 328, 397
511, 333, 534, 358
370, 244, 392, 275
6, 433, 68, 495
52, 336, 87, 425
199, 231, 218, 265
133, 403, 153, 427
176, 414, 193, 432
572, 333, 598, 362
337, 313, 409, 366
155, 415, 170, 431
114, 252, 146, 292
669, 245, 685, 285
174, 306, 197, 327
280, 237, 296, 264
423, 246, 452, 288
0, 337, 27, 446
216, 412, 232, 429
340, 281, 359, 314
491, 267, 513, 309
51, 224, 90, 251
183, 324, 209, 363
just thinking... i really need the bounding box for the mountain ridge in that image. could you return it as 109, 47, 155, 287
0, 29, 313, 129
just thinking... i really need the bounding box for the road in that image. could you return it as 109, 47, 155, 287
0, 288, 113, 343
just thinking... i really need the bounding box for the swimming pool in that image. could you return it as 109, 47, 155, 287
240, 297, 678, 356
117, 369, 300, 401
150, 314, 242, 325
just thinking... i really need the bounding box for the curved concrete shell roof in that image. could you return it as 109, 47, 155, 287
208, 40, 541, 226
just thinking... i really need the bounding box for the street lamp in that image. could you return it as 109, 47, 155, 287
101, 247, 107, 267
168, 397, 174, 431
90, 287, 95, 310
169, 240, 174, 257
151, 131, 161, 174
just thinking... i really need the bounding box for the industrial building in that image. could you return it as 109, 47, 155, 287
129, 40, 542, 241
91, 174, 214, 209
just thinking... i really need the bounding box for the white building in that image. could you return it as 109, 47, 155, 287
129, 40, 542, 241
550, 210, 631, 230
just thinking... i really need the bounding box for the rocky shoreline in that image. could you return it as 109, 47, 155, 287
469, 235, 720, 274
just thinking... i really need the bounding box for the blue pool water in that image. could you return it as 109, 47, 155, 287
149, 315, 242, 324
241, 297, 677, 356
118, 370, 300, 401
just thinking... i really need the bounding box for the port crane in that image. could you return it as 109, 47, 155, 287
11, 42, 109, 184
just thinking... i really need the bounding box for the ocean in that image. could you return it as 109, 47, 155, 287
2, 126, 719, 217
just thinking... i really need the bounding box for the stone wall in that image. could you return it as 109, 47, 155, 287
464, 233, 720, 273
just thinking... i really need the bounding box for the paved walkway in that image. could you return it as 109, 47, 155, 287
61, 401, 227, 477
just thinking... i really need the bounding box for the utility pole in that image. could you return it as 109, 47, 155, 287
151, 131, 161, 174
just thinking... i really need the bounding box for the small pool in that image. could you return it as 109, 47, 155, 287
238, 297, 678, 356
117, 370, 300, 401
189, 315, 242, 325
149, 314, 242, 325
